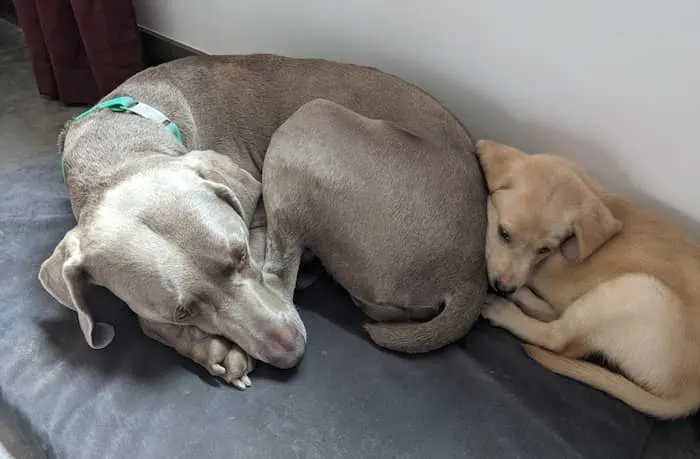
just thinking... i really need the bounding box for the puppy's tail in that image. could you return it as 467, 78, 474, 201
523, 344, 699, 420
364, 282, 486, 354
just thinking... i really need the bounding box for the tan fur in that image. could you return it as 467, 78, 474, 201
477, 139, 700, 419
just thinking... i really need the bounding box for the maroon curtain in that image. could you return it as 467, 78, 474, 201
11, 0, 145, 105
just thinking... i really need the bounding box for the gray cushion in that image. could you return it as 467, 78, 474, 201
0, 158, 652, 459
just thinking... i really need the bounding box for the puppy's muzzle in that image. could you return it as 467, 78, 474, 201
492, 279, 516, 296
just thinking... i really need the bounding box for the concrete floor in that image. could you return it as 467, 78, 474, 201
1, 15, 699, 459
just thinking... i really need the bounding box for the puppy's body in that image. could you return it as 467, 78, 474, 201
478, 140, 700, 419
533, 194, 700, 311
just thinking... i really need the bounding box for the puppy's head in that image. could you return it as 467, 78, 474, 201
39, 150, 306, 369
476, 140, 622, 295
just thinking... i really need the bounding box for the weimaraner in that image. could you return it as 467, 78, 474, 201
38, 54, 487, 389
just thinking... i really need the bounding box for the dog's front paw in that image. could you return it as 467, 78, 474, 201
219, 346, 255, 390
197, 337, 255, 390
482, 294, 520, 327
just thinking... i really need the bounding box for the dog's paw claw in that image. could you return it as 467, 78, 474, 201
217, 345, 254, 390
209, 363, 227, 376
200, 338, 255, 389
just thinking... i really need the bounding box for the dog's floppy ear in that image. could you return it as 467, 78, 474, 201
182, 150, 261, 223
38, 228, 115, 349
561, 192, 622, 262
475, 140, 525, 192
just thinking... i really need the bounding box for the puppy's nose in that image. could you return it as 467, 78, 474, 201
493, 279, 516, 296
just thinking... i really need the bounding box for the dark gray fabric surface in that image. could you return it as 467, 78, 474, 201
0, 158, 654, 459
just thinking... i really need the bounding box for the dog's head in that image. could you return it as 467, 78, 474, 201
39, 150, 306, 369
476, 140, 622, 295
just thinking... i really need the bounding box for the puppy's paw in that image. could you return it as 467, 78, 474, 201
482, 294, 520, 327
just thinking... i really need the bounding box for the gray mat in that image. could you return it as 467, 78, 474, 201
0, 158, 653, 459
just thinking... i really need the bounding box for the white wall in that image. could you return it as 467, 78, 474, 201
134, 0, 700, 236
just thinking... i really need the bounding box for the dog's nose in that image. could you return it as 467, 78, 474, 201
265, 325, 298, 352
263, 325, 305, 369
492, 279, 516, 296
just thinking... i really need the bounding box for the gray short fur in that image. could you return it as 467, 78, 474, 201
38, 54, 487, 384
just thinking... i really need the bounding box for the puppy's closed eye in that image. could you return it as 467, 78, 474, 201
537, 247, 551, 256
498, 225, 511, 243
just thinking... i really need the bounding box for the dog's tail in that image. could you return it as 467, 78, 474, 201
523, 344, 699, 420
364, 282, 486, 354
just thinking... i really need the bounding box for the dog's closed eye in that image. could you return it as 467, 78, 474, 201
222, 246, 249, 276
174, 301, 200, 322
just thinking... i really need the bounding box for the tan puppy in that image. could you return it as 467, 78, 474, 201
476, 140, 700, 419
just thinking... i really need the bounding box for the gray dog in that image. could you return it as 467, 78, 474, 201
38, 54, 486, 389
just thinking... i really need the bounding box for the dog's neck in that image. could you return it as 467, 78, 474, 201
62, 112, 187, 219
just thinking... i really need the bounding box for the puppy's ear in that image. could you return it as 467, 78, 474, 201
38, 227, 115, 349
475, 140, 525, 192
182, 150, 262, 223
561, 192, 622, 262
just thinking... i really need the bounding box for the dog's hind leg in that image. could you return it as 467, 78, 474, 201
260, 168, 306, 301
138, 318, 254, 390
261, 221, 304, 301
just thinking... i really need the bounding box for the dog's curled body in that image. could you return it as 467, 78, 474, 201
42, 54, 487, 379
263, 99, 487, 353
